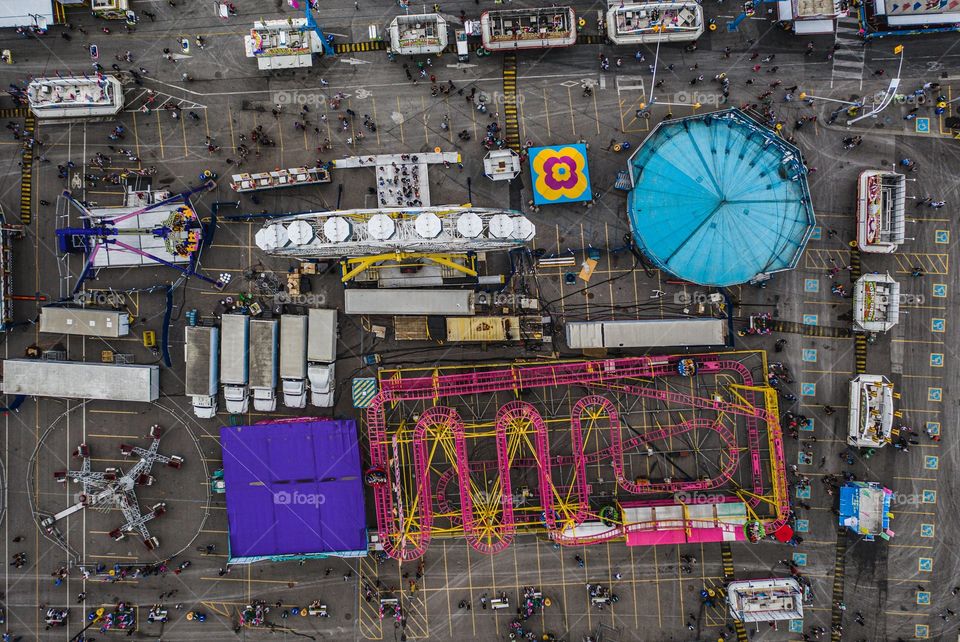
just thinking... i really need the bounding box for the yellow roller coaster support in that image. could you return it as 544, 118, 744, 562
340, 252, 478, 283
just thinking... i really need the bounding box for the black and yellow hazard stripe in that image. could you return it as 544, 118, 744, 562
333, 41, 386, 54
52, 1, 66, 24
720, 542, 735, 581
770, 320, 852, 338
0, 108, 28, 119
854, 333, 868, 375
577, 34, 608, 45
830, 529, 848, 641
720, 543, 749, 642
848, 245, 862, 280
19, 114, 35, 225
502, 53, 520, 151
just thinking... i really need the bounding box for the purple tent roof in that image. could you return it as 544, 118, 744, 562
220, 419, 367, 558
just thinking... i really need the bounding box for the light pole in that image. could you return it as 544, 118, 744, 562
847, 45, 905, 125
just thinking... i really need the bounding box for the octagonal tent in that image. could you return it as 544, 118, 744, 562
626, 109, 816, 287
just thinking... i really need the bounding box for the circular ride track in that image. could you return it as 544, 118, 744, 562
366, 352, 788, 561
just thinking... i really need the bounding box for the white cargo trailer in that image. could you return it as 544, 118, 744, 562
279, 315, 308, 408
249, 318, 279, 412
39, 307, 130, 338
565, 318, 728, 349
185, 326, 219, 418
307, 308, 337, 408
220, 314, 250, 414
2, 359, 159, 402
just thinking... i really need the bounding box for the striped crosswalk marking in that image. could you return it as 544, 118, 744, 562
830, 530, 848, 641
854, 334, 868, 374
832, 16, 865, 87
502, 53, 520, 151
721, 543, 749, 642
334, 41, 386, 54
19, 114, 35, 224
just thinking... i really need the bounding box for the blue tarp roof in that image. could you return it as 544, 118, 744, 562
221, 419, 367, 559
627, 109, 815, 287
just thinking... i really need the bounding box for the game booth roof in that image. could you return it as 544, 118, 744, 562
220, 419, 368, 563
626, 108, 816, 287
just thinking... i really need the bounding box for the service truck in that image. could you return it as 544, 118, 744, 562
279, 314, 308, 408
307, 308, 337, 408
220, 314, 250, 414
249, 318, 279, 412
185, 326, 219, 419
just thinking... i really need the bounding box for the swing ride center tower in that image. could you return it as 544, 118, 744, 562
365, 350, 788, 560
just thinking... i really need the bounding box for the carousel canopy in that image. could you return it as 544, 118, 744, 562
626, 109, 816, 287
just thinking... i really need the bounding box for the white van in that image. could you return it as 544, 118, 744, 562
455, 30, 469, 62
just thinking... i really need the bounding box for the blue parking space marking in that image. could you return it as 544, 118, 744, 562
917, 591, 931, 605
810, 226, 822, 240
926, 422, 940, 435
918, 557, 933, 572
800, 417, 814, 432
789, 620, 804, 633
931, 318, 945, 333
801, 382, 816, 396
916, 624, 930, 639
932, 284, 947, 298
922, 490, 937, 504
802, 348, 817, 362
804, 278, 820, 292
798, 451, 813, 465
916, 117, 930, 133
924, 455, 939, 470
935, 230, 949, 244
928, 387, 943, 402
920, 524, 935, 538
794, 519, 809, 533
796, 486, 811, 499
930, 353, 944, 367
802, 314, 818, 326
792, 552, 807, 566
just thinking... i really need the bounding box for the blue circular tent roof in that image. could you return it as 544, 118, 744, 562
627, 109, 815, 287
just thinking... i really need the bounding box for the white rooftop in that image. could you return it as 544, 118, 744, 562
0, 0, 52, 28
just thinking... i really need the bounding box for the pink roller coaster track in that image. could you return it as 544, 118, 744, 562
367, 356, 788, 560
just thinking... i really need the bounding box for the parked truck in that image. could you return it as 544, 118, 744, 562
220, 314, 250, 414
307, 308, 337, 408
279, 314, 308, 408
249, 318, 279, 412
185, 326, 219, 419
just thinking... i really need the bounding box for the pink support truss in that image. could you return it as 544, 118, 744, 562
369, 354, 788, 559
379, 357, 656, 400
612, 417, 740, 494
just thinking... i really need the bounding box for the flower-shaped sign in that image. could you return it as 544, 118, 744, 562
529, 144, 592, 205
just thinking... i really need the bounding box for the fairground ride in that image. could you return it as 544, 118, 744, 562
55, 181, 225, 296
365, 350, 788, 560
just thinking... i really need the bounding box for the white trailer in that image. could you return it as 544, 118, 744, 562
307, 309, 337, 408
280, 315, 308, 409
565, 318, 728, 350
249, 318, 279, 412
185, 326, 219, 419
39, 307, 130, 338
2, 360, 159, 402
344, 289, 475, 316
220, 314, 250, 414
